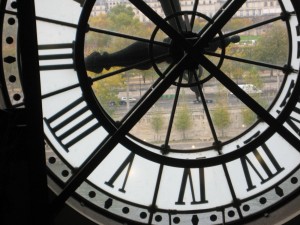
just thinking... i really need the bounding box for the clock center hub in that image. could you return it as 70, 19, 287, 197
169, 32, 203, 71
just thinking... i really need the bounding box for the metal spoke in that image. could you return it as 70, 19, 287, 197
129, 0, 191, 50
42, 83, 80, 99
190, 0, 199, 29
205, 51, 288, 72
195, 0, 247, 48
198, 0, 236, 37
183, 13, 192, 32
192, 70, 220, 147
199, 54, 269, 118
89, 26, 170, 47
159, 0, 184, 32
164, 73, 183, 149
35, 15, 79, 29
222, 14, 285, 39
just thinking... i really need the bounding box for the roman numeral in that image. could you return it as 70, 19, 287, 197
277, 89, 300, 137
38, 43, 75, 70
44, 96, 100, 152
105, 152, 135, 193
175, 168, 208, 205
285, 103, 300, 136
240, 143, 284, 191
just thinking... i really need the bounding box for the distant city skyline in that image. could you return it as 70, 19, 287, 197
92, 0, 281, 21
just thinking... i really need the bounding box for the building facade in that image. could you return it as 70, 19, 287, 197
91, 0, 281, 20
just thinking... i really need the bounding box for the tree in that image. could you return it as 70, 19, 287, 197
221, 45, 245, 84
244, 67, 263, 90
254, 22, 288, 76
223, 17, 253, 33
212, 104, 230, 137
242, 95, 268, 127
175, 105, 192, 140
85, 14, 112, 53
85, 5, 147, 53
85, 5, 144, 116
242, 108, 257, 127
90, 69, 125, 116
150, 111, 164, 141
222, 59, 244, 85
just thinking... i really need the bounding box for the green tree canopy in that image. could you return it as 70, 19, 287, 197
221, 45, 245, 84
175, 105, 192, 140
150, 111, 164, 140
90, 69, 125, 116
241, 94, 268, 127
212, 104, 230, 137
243, 67, 263, 90
254, 22, 288, 66
242, 108, 257, 127
223, 18, 253, 33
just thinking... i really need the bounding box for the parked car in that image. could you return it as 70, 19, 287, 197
108, 101, 116, 107
193, 99, 213, 104
119, 100, 127, 105
230, 84, 262, 94
120, 97, 137, 102
108, 100, 127, 107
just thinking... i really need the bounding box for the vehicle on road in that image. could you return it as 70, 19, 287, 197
108, 100, 127, 107
120, 96, 137, 102
193, 99, 213, 104
230, 84, 262, 94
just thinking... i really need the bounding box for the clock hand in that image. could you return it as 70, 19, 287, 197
206, 35, 240, 52
85, 35, 240, 73
159, 0, 185, 31
85, 40, 171, 73
123, 0, 247, 73
85, 0, 188, 74
129, 0, 190, 50
128, 0, 245, 60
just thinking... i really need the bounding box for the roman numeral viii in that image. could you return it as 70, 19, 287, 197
240, 143, 284, 191
44, 96, 101, 152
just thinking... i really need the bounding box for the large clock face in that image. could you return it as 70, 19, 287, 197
2, 0, 300, 224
